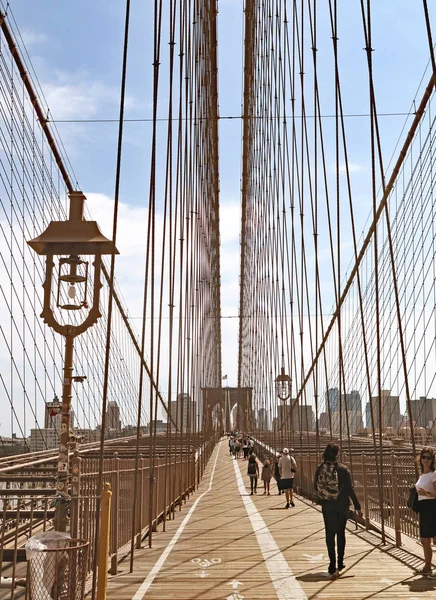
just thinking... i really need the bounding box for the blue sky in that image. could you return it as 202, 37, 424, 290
2, 0, 436, 423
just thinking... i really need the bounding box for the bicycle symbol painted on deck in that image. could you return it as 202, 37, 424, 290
191, 556, 222, 578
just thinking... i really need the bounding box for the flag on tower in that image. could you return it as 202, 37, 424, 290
222, 374, 228, 380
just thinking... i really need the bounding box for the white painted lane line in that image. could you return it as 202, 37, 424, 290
131, 444, 221, 600
233, 459, 308, 600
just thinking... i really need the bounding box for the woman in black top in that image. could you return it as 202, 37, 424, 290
247, 454, 259, 494
274, 454, 282, 495
314, 443, 362, 577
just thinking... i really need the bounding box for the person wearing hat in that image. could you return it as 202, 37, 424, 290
278, 447, 297, 508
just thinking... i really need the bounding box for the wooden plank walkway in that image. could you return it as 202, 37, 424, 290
104, 440, 436, 599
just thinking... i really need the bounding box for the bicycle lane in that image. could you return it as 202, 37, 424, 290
126, 439, 307, 600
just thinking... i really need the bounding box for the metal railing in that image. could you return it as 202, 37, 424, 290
0, 436, 215, 597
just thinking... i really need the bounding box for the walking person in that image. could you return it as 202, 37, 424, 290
243, 439, 249, 460
247, 453, 259, 495
234, 439, 241, 459
279, 448, 297, 508
314, 443, 362, 578
274, 453, 282, 495
261, 459, 272, 495
414, 446, 436, 575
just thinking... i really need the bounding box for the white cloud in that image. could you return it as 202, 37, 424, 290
43, 75, 136, 121
20, 30, 48, 47
338, 162, 363, 174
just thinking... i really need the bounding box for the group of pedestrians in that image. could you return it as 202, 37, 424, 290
245, 447, 297, 506
242, 440, 361, 579
238, 436, 436, 578
229, 434, 254, 459
313, 443, 436, 578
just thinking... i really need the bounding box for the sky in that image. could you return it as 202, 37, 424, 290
1, 0, 436, 433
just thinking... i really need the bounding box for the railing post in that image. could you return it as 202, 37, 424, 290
152, 464, 159, 533
362, 453, 370, 530
97, 483, 112, 600
110, 453, 119, 575
391, 454, 402, 547
136, 454, 143, 549
70, 449, 81, 539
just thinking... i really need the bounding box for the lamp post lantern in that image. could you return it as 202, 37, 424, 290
28, 191, 118, 531
275, 367, 292, 449
275, 367, 292, 402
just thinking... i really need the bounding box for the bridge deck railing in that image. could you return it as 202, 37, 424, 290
0, 437, 215, 593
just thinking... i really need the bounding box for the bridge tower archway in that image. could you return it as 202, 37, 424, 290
202, 387, 253, 433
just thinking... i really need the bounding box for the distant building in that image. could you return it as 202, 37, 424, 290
122, 424, 148, 436
278, 402, 314, 432
29, 428, 59, 452
341, 391, 363, 434
170, 393, 197, 432
105, 401, 121, 432
346, 390, 362, 413
45, 396, 75, 430
326, 388, 339, 412
409, 397, 436, 428
258, 408, 269, 430
366, 390, 400, 430
0, 435, 27, 457
318, 412, 330, 431
73, 428, 96, 444
45, 395, 62, 428
147, 419, 167, 434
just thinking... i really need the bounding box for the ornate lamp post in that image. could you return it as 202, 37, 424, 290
275, 367, 292, 448
28, 191, 118, 531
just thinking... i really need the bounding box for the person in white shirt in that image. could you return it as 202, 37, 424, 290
415, 447, 436, 575
278, 447, 297, 508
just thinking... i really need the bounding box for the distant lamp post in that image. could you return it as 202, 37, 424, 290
27, 191, 118, 531
275, 367, 292, 402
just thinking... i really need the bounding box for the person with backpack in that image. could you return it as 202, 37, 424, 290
247, 453, 259, 494
278, 448, 297, 508
314, 443, 362, 578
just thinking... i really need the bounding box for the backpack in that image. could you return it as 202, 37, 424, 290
316, 462, 339, 500
248, 461, 257, 475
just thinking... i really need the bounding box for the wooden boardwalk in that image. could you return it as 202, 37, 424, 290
104, 440, 436, 599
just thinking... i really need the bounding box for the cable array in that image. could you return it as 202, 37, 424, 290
0, 7, 152, 452
239, 0, 436, 536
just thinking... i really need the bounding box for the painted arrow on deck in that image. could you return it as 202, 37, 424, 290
227, 580, 243, 589
302, 553, 324, 562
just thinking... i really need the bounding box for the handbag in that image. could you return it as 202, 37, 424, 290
407, 485, 419, 513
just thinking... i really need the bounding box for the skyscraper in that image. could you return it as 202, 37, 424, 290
171, 393, 197, 433
366, 390, 400, 430
325, 388, 339, 412
105, 401, 121, 432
